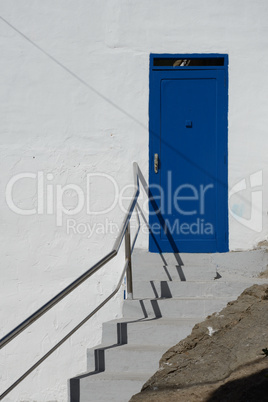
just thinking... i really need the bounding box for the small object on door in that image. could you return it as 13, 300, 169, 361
185, 120, 192, 128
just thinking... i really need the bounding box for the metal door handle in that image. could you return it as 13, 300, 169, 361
154, 153, 159, 174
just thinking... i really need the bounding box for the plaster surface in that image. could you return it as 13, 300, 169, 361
0, 0, 268, 400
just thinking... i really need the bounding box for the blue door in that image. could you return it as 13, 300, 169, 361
149, 54, 228, 253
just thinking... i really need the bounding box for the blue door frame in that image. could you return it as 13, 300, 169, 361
149, 54, 228, 253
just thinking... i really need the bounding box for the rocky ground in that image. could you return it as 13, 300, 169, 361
130, 283, 268, 401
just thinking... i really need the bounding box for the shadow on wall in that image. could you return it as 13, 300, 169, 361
135, 165, 184, 264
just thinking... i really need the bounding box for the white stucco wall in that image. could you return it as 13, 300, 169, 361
0, 0, 267, 400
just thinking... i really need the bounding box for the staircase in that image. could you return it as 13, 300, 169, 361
69, 249, 266, 402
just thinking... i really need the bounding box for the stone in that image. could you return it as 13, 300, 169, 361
130, 284, 268, 401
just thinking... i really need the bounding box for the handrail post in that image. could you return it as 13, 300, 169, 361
125, 222, 133, 299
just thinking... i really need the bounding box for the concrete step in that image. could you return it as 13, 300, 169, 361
211, 249, 268, 277
71, 371, 146, 402
87, 343, 167, 373
132, 248, 214, 267
133, 279, 257, 299
132, 249, 216, 282
132, 264, 217, 282
69, 249, 268, 401
101, 317, 199, 346
123, 297, 229, 319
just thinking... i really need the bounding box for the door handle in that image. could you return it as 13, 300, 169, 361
154, 153, 159, 174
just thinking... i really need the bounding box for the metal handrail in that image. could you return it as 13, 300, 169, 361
0, 162, 141, 399
0, 259, 130, 400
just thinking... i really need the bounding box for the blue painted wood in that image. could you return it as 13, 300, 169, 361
149, 54, 228, 253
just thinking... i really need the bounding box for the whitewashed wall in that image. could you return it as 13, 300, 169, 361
0, 0, 267, 400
